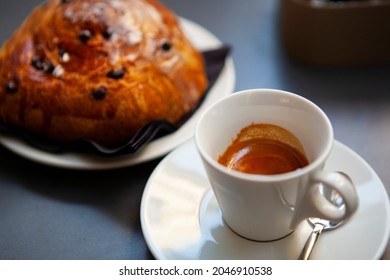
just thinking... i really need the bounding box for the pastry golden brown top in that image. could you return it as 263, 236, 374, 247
0, 0, 207, 146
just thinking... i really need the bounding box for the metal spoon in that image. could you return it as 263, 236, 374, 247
298, 172, 352, 260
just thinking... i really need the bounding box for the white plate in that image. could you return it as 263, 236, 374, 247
0, 18, 235, 170
141, 139, 390, 259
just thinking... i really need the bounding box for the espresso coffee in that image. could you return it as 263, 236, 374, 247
218, 123, 309, 175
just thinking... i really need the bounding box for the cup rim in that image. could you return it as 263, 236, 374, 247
195, 88, 334, 182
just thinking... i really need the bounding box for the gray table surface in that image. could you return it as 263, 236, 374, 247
0, 0, 389, 260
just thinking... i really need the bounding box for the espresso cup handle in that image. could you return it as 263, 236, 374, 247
291, 171, 359, 229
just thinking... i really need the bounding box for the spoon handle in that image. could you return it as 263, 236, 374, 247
298, 223, 325, 260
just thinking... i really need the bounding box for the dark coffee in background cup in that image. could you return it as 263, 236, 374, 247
218, 123, 309, 175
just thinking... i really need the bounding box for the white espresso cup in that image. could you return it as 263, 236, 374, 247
195, 89, 359, 241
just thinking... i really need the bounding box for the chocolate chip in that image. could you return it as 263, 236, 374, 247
61, 0, 72, 4
31, 56, 55, 73
79, 30, 93, 43
5, 80, 18, 94
161, 41, 172, 52
31, 56, 43, 70
107, 68, 125, 79
58, 48, 66, 57
102, 28, 113, 40
92, 87, 107, 100
43, 62, 55, 73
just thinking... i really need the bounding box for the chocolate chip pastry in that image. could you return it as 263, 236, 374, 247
0, 0, 207, 146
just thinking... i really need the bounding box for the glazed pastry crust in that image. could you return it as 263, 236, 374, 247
0, 0, 207, 146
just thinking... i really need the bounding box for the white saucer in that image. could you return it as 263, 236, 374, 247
0, 18, 235, 170
141, 139, 390, 259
